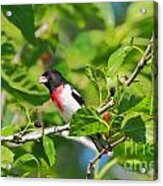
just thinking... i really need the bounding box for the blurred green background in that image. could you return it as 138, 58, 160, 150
1, 1, 156, 180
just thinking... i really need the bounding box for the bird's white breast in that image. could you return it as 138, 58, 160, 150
59, 84, 81, 122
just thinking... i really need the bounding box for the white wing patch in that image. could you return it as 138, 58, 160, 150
71, 87, 84, 106
72, 88, 81, 97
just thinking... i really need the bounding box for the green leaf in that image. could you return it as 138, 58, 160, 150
1, 124, 20, 136
131, 37, 150, 47
85, 66, 108, 103
1, 63, 49, 105
2, 5, 36, 45
117, 85, 151, 115
13, 153, 39, 167
122, 115, 146, 143
12, 153, 40, 177
1, 146, 14, 169
85, 66, 106, 87
110, 115, 124, 135
108, 46, 133, 77
1, 42, 15, 58
43, 135, 56, 167
123, 37, 150, 47
70, 107, 109, 136
128, 97, 151, 114
117, 91, 143, 114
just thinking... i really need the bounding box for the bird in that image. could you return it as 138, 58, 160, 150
39, 69, 108, 152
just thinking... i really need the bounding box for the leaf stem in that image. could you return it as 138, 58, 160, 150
99, 87, 103, 106
21, 109, 32, 135
132, 45, 144, 55
98, 158, 118, 179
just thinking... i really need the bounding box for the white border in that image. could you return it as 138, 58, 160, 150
1, 0, 163, 186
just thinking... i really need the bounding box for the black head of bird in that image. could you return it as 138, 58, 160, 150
39, 70, 66, 92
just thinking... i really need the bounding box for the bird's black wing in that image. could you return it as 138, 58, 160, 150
71, 87, 85, 106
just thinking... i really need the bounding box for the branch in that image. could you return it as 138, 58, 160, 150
1, 124, 70, 144
86, 135, 127, 179
122, 36, 154, 86
1, 98, 115, 144
98, 36, 153, 115
85, 35, 154, 179
1, 35, 154, 179
1, 124, 101, 151
97, 97, 114, 114
1, 121, 126, 178
97, 36, 153, 114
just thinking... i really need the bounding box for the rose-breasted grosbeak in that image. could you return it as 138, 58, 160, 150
39, 69, 108, 152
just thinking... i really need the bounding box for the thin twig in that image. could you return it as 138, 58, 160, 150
123, 36, 154, 86
86, 145, 111, 179
86, 135, 126, 179
97, 97, 114, 114
110, 135, 127, 148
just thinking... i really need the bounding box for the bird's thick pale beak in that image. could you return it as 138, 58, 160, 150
39, 76, 48, 83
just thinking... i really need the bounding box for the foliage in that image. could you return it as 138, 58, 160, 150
43, 135, 56, 167
2, 5, 36, 45
1, 2, 156, 180
70, 107, 109, 136
122, 115, 146, 143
